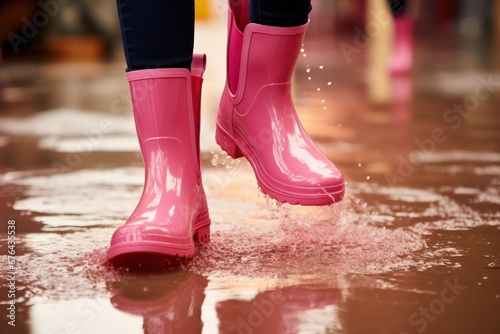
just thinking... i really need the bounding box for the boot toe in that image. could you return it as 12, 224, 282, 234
289, 163, 344, 197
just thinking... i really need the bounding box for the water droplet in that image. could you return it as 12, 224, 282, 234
483, 276, 488, 279
327, 81, 332, 85
358, 163, 362, 167
303, 54, 307, 57
322, 99, 325, 103
300, 48, 305, 52
308, 77, 312, 80
478, 282, 482, 285
306, 68, 311, 73
211, 153, 220, 166
317, 88, 321, 91
487, 262, 499, 268
319, 65, 324, 69
323, 106, 327, 109
366, 176, 371, 180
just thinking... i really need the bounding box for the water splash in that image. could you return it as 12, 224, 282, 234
185, 195, 426, 280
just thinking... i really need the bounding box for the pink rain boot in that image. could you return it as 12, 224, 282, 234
106, 55, 210, 261
216, 3, 345, 206
389, 15, 413, 74
108, 272, 208, 333
217, 286, 342, 333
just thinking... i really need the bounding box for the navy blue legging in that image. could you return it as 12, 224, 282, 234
117, 0, 312, 71
388, 0, 408, 16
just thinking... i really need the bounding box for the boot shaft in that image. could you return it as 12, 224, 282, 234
226, 6, 308, 103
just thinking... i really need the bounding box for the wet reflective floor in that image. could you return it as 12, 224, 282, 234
1, 17, 500, 334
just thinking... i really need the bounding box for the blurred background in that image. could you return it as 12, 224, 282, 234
1, 0, 499, 62
1, 1, 499, 334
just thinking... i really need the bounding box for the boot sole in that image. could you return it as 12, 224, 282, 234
106, 210, 211, 261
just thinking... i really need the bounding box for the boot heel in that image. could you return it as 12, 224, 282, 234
193, 225, 210, 244
193, 207, 211, 244
216, 122, 244, 159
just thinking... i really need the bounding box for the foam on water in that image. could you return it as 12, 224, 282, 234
425, 164, 500, 176
38, 135, 140, 152
0, 233, 115, 304
0, 108, 134, 137
410, 150, 500, 164
0, 107, 220, 153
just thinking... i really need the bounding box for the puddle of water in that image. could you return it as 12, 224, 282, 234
3, 164, 476, 303
2, 147, 499, 334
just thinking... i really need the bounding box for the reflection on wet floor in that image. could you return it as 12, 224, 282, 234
1, 15, 500, 334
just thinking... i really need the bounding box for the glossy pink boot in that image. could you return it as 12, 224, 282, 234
389, 15, 413, 74
216, 4, 345, 206
108, 272, 207, 333
106, 55, 210, 261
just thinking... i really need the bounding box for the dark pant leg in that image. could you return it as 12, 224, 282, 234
249, 0, 312, 27
116, 0, 194, 71
388, 0, 408, 16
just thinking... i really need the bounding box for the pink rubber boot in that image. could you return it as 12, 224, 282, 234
216, 3, 345, 206
106, 55, 210, 261
108, 272, 208, 333
389, 15, 413, 74
217, 286, 342, 333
